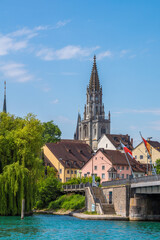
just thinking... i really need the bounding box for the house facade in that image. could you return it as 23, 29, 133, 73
98, 134, 133, 151
132, 140, 160, 164
81, 149, 145, 182
43, 140, 92, 182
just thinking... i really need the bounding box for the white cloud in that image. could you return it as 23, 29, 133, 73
129, 54, 136, 59
0, 62, 33, 82
36, 45, 100, 61
55, 20, 71, 29
120, 49, 129, 58
51, 99, 59, 104
97, 51, 112, 60
0, 35, 27, 56
113, 109, 160, 115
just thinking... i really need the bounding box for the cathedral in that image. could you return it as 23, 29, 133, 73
74, 55, 110, 150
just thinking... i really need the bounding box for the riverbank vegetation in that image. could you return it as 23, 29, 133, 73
48, 194, 85, 211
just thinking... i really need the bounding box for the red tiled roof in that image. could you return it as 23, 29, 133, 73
45, 140, 93, 169
101, 149, 145, 173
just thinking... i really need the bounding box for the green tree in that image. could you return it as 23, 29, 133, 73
42, 120, 61, 144
35, 168, 62, 208
0, 112, 44, 215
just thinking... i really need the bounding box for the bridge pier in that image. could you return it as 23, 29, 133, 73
129, 194, 160, 221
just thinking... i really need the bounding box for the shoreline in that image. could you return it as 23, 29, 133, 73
33, 209, 129, 220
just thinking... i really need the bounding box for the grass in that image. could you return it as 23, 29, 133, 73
48, 194, 85, 211
83, 211, 98, 215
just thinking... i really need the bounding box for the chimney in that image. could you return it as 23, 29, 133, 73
131, 138, 133, 147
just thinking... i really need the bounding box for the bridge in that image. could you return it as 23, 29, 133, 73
62, 175, 160, 220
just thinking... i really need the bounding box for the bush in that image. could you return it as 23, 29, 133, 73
35, 200, 44, 209
35, 173, 62, 208
48, 194, 85, 210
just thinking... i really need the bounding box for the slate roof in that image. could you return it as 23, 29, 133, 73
106, 134, 133, 150
101, 149, 145, 173
148, 140, 160, 152
45, 140, 93, 169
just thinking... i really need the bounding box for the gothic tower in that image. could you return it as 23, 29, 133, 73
3, 81, 7, 113
74, 55, 110, 150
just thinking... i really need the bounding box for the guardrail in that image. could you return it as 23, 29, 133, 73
102, 174, 160, 187
62, 182, 91, 191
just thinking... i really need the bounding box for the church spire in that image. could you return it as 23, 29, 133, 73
3, 81, 7, 113
89, 55, 100, 92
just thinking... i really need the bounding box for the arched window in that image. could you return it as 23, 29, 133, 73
84, 125, 88, 138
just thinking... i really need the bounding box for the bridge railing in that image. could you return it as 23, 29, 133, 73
102, 174, 160, 187
62, 182, 91, 190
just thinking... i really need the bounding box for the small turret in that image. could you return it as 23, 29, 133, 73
3, 81, 7, 113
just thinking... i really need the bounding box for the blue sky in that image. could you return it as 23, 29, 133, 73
0, 0, 160, 146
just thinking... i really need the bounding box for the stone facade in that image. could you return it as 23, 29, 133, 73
102, 186, 130, 217
74, 55, 110, 150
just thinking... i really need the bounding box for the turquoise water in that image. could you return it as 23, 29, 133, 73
0, 215, 160, 240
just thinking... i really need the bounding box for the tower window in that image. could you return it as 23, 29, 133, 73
101, 128, 106, 134
94, 128, 96, 136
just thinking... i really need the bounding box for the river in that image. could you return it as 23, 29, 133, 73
0, 215, 160, 239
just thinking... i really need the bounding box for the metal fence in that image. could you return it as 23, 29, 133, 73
62, 175, 160, 190
102, 174, 160, 187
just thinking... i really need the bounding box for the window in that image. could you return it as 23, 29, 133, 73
106, 144, 108, 148
117, 174, 120, 178
126, 174, 129, 179
122, 174, 124, 179
117, 166, 120, 170
122, 166, 124, 170
94, 174, 97, 177
126, 166, 129, 170
135, 155, 137, 159
59, 178, 62, 182
95, 157, 97, 160
94, 128, 96, 136
101, 157, 103, 160
102, 173, 105, 179
102, 165, 105, 170
59, 169, 62, 174
67, 170, 70, 174
84, 174, 87, 177
74, 170, 77, 174
71, 170, 73, 174
66, 178, 70, 182
140, 155, 143, 159
94, 166, 97, 170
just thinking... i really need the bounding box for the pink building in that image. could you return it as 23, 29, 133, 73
81, 149, 145, 182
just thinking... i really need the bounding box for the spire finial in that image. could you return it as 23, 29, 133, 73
3, 81, 7, 113
94, 55, 96, 64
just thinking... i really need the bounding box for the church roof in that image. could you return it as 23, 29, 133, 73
89, 55, 100, 92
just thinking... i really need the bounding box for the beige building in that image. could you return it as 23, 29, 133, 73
132, 140, 160, 164
43, 140, 92, 183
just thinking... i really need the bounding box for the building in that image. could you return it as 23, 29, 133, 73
132, 140, 160, 164
98, 134, 133, 151
74, 55, 110, 151
81, 149, 145, 183
43, 140, 92, 182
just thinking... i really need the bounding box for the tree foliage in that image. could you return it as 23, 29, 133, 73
42, 120, 61, 144
0, 112, 44, 215
155, 159, 160, 174
35, 168, 62, 209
